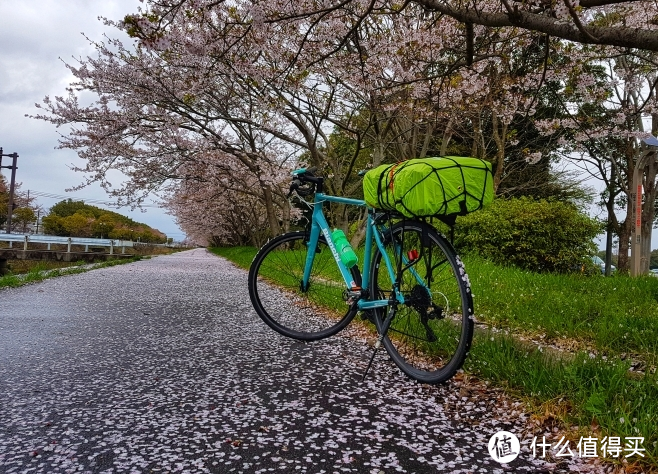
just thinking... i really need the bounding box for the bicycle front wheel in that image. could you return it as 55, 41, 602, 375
370, 221, 473, 384
248, 231, 361, 341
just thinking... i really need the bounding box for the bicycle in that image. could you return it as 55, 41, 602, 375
248, 167, 474, 384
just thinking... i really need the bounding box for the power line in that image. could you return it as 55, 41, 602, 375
22, 189, 187, 239
27, 190, 164, 209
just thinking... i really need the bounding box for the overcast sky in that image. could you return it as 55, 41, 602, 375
0, 0, 187, 241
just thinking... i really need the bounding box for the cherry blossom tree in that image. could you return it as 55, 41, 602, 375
414, 0, 658, 51
166, 151, 296, 246
34, 6, 297, 238
32, 0, 658, 247
135, 0, 658, 51
533, 43, 658, 272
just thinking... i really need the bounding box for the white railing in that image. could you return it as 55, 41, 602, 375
0, 234, 133, 254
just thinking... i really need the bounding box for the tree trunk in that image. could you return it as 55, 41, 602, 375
491, 113, 507, 193
439, 118, 453, 156
617, 214, 632, 273
419, 123, 433, 158
349, 208, 368, 249
471, 113, 482, 159
262, 184, 280, 238
604, 161, 618, 276
372, 141, 385, 167
617, 133, 638, 274
281, 199, 291, 233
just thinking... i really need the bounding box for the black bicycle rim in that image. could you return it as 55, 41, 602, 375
370, 221, 473, 383
248, 232, 361, 341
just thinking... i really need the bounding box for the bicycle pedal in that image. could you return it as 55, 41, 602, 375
343, 289, 361, 305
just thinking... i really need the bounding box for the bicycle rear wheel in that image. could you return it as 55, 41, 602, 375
370, 221, 473, 384
248, 231, 361, 341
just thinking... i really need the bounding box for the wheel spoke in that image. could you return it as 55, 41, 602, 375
370, 221, 473, 384
249, 232, 361, 341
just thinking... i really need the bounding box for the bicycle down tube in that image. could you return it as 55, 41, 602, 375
301, 192, 407, 311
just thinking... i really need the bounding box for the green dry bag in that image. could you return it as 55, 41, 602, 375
362, 157, 493, 218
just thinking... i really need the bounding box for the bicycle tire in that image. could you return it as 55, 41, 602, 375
370, 220, 473, 384
248, 231, 362, 341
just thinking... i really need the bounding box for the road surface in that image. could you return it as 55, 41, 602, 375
0, 249, 605, 473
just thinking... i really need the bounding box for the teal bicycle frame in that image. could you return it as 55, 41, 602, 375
300, 191, 406, 311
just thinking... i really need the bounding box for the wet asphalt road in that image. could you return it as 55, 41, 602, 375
0, 249, 603, 473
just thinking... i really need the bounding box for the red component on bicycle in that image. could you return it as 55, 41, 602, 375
407, 249, 419, 261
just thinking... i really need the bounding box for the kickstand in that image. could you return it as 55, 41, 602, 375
362, 303, 397, 382
362, 337, 382, 382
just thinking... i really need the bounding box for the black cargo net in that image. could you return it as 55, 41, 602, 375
372, 157, 492, 218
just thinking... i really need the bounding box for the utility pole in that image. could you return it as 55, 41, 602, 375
630, 136, 658, 276
604, 161, 616, 276
0, 147, 19, 234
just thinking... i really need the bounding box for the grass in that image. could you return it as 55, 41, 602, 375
463, 255, 658, 467
210, 245, 658, 468
466, 334, 658, 462
467, 255, 658, 362
0, 257, 144, 290
2, 259, 89, 275
211, 246, 256, 268
0, 243, 183, 289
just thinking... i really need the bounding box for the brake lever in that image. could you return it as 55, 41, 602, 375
287, 179, 301, 198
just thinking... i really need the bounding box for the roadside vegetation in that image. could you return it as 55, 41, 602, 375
0, 256, 143, 290
0, 243, 182, 290
210, 245, 658, 468
40, 199, 169, 243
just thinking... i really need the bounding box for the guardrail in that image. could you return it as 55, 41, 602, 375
0, 234, 133, 254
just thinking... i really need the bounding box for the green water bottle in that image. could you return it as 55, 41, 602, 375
331, 229, 358, 268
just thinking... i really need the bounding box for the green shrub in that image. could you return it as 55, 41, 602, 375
454, 197, 601, 273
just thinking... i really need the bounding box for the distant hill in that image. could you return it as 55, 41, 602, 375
42, 199, 167, 244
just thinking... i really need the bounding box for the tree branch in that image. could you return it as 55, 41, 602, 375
412, 0, 658, 51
